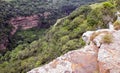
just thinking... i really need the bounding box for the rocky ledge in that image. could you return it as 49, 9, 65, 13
28, 29, 120, 73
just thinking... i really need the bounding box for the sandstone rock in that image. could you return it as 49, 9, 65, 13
9, 15, 39, 35
0, 12, 51, 51
82, 31, 94, 45
98, 30, 120, 73
28, 44, 99, 73
108, 22, 114, 30
28, 29, 120, 73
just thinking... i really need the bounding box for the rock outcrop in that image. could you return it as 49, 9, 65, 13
0, 12, 51, 51
9, 12, 51, 35
9, 15, 39, 35
0, 15, 40, 50
28, 29, 120, 73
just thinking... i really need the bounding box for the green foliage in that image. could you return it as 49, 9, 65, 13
0, 0, 105, 52
102, 2, 116, 16
103, 2, 114, 8
0, 4, 90, 72
90, 3, 103, 9
87, 1, 117, 29
87, 8, 103, 28
68, 5, 92, 19
9, 28, 46, 49
60, 36, 70, 44
2, 0, 120, 73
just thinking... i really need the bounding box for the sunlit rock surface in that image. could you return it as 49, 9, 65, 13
28, 29, 120, 73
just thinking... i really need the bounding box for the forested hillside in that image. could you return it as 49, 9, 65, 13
0, 0, 105, 52
0, 0, 120, 73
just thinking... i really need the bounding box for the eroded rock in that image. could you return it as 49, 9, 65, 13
9, 15, 39, 35
28, 44, 99, 73
82, 31, 94, 45
28, 29, 120, 73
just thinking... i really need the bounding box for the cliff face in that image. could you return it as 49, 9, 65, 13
9, 12, 51, 35
9, 15, 39, 35
28, 29, 120, 73
0, 15, 40, 51
0, 12, 51, 51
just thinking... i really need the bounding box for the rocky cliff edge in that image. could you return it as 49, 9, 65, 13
28, 29, 120, 73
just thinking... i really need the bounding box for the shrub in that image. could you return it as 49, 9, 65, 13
87, 8, 103, 27
68, 5, 92, 19
103, 2, 114, 9
60, 36, 69, 44
113, 20, 120, 30
102, 34, 113, 44
61, 39, 78, 53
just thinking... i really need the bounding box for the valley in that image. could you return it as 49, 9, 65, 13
1, 0, 120, 73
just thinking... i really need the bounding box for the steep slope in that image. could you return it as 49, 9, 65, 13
28, 29, 120, 73
0, 0, 106, 52
0, 0, 120, 73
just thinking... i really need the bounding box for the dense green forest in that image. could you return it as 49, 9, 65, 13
0, 0, 105, 52
0, 0, 120, 73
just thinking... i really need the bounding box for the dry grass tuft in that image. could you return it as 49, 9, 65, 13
90, 32, 101, 41
113, 20, 120, 30
102, 33, 113, 44
90, 31, 110, 41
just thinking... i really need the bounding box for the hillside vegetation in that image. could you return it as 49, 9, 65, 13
0, 0, 120, 73
0, 0, 105, 52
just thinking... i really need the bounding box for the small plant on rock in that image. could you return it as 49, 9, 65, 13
113, 20, 120, 30
102, 33, 113, 44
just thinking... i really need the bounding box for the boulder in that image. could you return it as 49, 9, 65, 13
82, 31, 94, 45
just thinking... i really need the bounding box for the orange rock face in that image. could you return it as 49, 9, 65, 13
9, 15, 39, 35
28, 29, 120, 73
